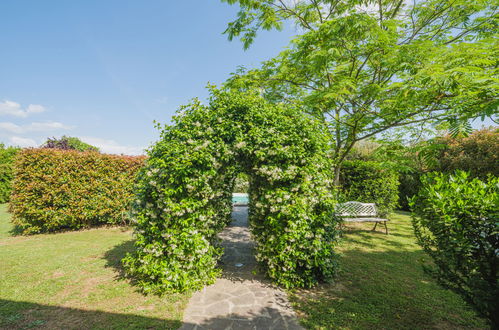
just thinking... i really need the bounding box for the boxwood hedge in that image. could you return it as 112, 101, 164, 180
339, 160, 399, 216
410, 171, 498, 328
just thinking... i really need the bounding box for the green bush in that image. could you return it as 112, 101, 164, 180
123, 89, 340, 294
397, 171, 422, 211
0, 144, 19, 203
410, 171, 498, 327
233, 172, 249, 193
339, 160, 399, 216
10, 149, 144, 234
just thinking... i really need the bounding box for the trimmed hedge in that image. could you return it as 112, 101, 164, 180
10, 149, 145, 234
339, 160, 399, 216
398, 171, 422, 211
410, 171, 498, 327
0, 145, 19, 203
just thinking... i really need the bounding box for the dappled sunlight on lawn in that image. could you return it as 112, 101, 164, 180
290, 212, 488, 330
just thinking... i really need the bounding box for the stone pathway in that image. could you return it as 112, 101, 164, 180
180, 206, 304, 330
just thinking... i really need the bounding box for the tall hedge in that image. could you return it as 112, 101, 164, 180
0, 145, 19, 203
339, 160, 399, 216
410, 171, 498, 327
433, 128, 498, 178
10, 149, 145, 234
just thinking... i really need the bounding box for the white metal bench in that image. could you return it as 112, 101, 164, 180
335, 201, 389, 234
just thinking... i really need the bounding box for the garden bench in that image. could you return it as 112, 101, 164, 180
335, 201, 389, 234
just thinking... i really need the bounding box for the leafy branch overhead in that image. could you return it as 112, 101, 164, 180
222, 0, 498, 182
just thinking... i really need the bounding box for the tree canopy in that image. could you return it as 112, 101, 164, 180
42, 136, 99, 152
222, 0, 498, 182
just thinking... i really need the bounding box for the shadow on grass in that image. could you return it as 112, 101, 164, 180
8, 225, 24, 236
290, 248, 488, 330
0, 299, 181, 329
103, 239, 136, 281
0, 299, 300, 330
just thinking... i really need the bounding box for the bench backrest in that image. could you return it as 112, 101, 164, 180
335, 201, 378, 217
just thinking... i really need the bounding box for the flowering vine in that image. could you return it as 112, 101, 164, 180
123, 89, 340, 294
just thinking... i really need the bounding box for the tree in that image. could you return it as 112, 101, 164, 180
222, 0, 498, 184
42, 136, 99, 152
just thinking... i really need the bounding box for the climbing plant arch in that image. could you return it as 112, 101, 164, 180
123, 89, 340, 294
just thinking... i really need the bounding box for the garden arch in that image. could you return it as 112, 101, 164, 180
123, 90, 340, 294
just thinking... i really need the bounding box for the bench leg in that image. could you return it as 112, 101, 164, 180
372, 222, 378, 231
384, 221, 388, 235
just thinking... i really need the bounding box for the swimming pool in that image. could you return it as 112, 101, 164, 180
232, 193, 249, 205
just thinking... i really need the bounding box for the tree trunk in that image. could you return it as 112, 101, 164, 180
333, 164, 342, 188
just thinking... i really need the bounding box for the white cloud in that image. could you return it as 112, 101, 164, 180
0, 121, 73, 134
80, 136, 145, 155
0, 100, 46, 117
0, 122, 22, 133
9, 136, 38, 148
28, 122, 73, 131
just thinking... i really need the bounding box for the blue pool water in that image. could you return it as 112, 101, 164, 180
232, 193, 249, 205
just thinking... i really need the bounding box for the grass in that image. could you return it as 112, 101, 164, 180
0, 204, 190, 329
290, 212, 489, 329
0, 204, 489, 329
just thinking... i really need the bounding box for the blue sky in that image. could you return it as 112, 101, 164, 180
0, 0, 295, 154
1, 1, 494, 154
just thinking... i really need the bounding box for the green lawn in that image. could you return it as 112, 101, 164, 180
0, 204, 190, 329
290, 212, 488, 329
0, 204, 489, 329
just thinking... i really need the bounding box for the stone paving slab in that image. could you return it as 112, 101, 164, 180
179, 206, 304, 330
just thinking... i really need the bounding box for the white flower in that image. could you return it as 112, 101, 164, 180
235, 141, 246, 149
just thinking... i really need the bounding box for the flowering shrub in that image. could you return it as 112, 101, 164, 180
0, 144, 19, 203
122, 89, 340, 294
410, 171, 498, 327
10, 149, 145, 234
339, 160, 399, 216
42, 135, 100, 152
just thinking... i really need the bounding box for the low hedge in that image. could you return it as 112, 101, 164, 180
339, 160, 399, 216
0, 145, 19, 203
10, 149, 145, 234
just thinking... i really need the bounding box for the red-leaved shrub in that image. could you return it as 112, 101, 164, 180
9, 149, 145, 234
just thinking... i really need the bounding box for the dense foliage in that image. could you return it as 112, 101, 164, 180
10, 149, 144, 234
410, 172, 499, 327
431, 128, 499, 178
123, 90, 340, 294
339, 160, 399, 216
222, 0, 498, 183
43, 136, 99, 152
346, 128, 499, 210
233, 172, 249, 193
0, 144, 19, 203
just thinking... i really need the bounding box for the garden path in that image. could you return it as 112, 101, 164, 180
180, 206, 304, 330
